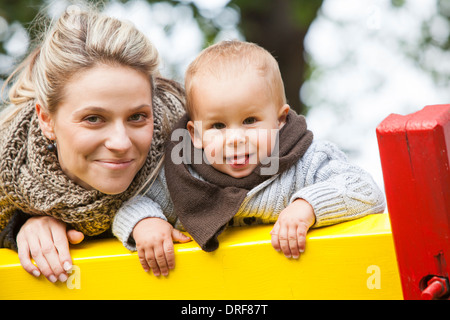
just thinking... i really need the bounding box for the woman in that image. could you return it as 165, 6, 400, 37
0, 4, 186, 283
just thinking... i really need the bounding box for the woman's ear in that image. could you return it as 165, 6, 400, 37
187, 120, 203, 149
35, 103, 56, 140
278, 104, 290, 127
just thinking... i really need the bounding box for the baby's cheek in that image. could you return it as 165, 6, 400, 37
255, 129, 278, 161
203, 141, 223, 164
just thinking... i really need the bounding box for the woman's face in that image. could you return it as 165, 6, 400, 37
38, 64, 154, 194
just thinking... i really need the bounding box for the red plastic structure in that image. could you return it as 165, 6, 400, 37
376, 105, 450, 300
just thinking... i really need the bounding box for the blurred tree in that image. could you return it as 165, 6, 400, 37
3, 0, 448, 115
412, 0, 450, 87
0, 0, 322, 114
182, 0, 324, 114
0, 0, 42, 55
229, 0, 323, 114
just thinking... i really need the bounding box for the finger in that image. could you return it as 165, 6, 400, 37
163, 239, 176, 270
270, 223, 281, 252
171, 229, 191, 243
67, 229, 84, 245
17, 222, 56, 281
298, 235, 306, 254
297, 223, 309, 254
144, 246, 161, 276
278, 227, 291, 258
153, 244, 169, 276
39, 235, 66, 282
288, 226, 300, 259
17, 236, 41, 277
137, 247, 150, 272
28, 237, 57, 282
52, 226, 73, 277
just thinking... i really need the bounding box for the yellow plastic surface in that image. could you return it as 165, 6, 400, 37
0, 213, 403, 300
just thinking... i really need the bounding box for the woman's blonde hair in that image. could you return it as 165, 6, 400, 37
0, 2, 163, 126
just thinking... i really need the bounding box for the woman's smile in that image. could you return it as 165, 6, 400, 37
94, 158, 135, 170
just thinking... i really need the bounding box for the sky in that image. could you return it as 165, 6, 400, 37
2, 0, 449, 195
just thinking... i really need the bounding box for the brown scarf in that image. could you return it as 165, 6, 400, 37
0, 80, 185, 235
164, 110, 313, 251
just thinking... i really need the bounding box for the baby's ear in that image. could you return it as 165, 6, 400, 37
187, 120, 203, 149
278, 104, 290, 127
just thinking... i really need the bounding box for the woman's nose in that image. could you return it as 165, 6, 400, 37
105, 123, 132, 152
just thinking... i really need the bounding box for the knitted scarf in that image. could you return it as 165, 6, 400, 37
0, 80, 185, 235
165, 110, 313, 251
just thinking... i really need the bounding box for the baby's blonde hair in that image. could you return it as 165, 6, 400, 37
184, 40, 287, 117
1, 1, 162, 126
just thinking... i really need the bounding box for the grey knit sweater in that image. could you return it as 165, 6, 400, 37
113, 140, 386, 250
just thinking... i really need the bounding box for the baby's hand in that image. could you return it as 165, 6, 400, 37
270, 199, 315, 259
132, 218, 191, 276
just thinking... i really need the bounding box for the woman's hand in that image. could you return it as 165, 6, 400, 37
132, 217, 191, 276
16, 216, 84, 282
270, 199, 315, 259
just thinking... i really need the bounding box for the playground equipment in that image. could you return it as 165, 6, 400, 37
0, 104, 448, 300
377, 104, 450, 300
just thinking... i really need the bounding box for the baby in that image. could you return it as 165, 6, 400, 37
113, 40, 386, 276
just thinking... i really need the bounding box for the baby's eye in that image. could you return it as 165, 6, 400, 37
243, 117, 257, 125
212, 122, 226, 129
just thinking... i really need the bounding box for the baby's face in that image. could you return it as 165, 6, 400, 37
187, 70, 289, 178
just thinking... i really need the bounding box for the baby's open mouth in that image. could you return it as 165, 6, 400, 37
226, 154, 250, 166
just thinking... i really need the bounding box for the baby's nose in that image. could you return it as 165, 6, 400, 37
225, 129, 246, 147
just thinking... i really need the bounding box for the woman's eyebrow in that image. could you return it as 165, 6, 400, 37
73, 106, 107, 115
131, 104, 153, 111
73, 104, 152, 115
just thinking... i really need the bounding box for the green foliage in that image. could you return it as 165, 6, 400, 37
391, 0, 406, 8
0, 0, 42, 55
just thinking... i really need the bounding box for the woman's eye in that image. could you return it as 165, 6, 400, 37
212, 122, 226, 129
84, 115, 102, 124
129, 113, 147, 122
243, 117, 257, 125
